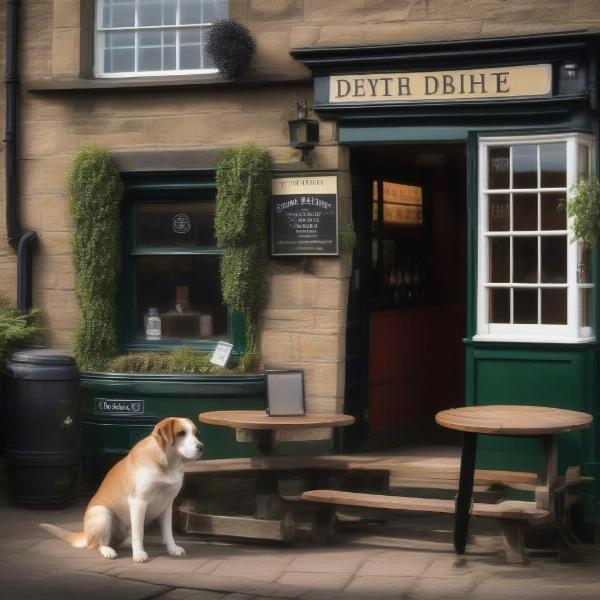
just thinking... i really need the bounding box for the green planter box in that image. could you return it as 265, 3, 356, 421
80, 372, 266, 489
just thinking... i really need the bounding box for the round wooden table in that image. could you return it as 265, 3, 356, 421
436, 405, 592, 556
199, 410, 355, 447
198, 410, 355, 533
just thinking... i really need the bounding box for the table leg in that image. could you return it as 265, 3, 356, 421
454, 432, 477, 555
535, 435, 557, 512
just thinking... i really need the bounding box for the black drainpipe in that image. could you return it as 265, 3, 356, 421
4, 0, 37, 311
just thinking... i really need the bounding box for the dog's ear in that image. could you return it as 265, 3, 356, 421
154, 418, 176, 449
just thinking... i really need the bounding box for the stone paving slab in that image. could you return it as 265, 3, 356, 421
1, 489, 600, 600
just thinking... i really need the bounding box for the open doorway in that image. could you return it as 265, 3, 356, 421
348, 143, 467, 450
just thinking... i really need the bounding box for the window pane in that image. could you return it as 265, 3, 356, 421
540, 142, 566, 188
514, 288, 538, 324
180, 29, 202, 69
163, 30, 176, 70
488, 147, 510, 189
489, 237, 510, 282
513, 144, 537, 189
103, 0, 135, 27
201, 28, 215, 69
202, 0, 217, 22
136, 201, 216, 247
106, 31, 135, 48
578, 144, 590, 182
488, 194, 509, 231
138, 47, 161, 71
203, 50, 215, 70
104, 31, 135, 73
581, 287, 592, 328
578, 243, 592, 283
217, 0, 229, 19
136, 255, 227, 341
139, 0, 162, 26
138, 31, 162, 71
541, 289, 567, 325
163, 0, 177, 25
202, 0, 227, 22
513, 193, 537, 231
541, 236, 566, 283
180, 0, 203, 24
541, 193, 566, 230
513, 237, 538, 283
489, 288, 510, 323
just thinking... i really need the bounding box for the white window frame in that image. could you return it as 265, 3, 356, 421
95, 0, 223, 78
475, 133, 595, 344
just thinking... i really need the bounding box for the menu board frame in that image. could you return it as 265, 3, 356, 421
270, 175, 339, 257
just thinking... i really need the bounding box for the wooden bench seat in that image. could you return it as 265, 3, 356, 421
301, 490, 551, 522
184, 457, 591, 493
301, 489, 552, 564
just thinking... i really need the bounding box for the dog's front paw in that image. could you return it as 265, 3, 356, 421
99, 546, 118, 560
132, 550, 149, 563
167, 545, 186, 557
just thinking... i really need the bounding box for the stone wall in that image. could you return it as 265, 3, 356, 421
1, 0, 600, 417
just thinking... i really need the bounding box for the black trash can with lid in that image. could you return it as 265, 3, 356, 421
2, 349, 80, 507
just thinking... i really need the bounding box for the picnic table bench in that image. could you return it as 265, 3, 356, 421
301, 406, 593, 564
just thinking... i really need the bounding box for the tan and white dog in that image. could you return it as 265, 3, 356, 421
41, 417, 203, 562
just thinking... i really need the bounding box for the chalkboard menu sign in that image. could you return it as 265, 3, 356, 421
271, 176, 338, 256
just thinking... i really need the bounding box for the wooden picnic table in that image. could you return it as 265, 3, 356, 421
186, 410, 355, 541
435, 405, 592, 558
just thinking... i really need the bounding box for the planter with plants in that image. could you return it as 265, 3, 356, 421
69, 145, 272, 484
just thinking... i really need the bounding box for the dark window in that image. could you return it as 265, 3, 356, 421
122, 172, 230, 350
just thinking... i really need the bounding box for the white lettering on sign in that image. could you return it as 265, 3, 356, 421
95, 399, 144, 414
329, 64, 551, 104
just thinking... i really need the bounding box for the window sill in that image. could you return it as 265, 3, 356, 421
125, 340, 232, 353
471, 334, 597, 345
24, 71, 310, 93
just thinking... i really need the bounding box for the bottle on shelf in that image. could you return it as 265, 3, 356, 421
145, 307, 162, 341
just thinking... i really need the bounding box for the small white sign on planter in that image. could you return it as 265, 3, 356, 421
210, 341, 234, 367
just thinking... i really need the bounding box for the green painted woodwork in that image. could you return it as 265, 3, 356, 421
464, 341, 600, 533
80, 372, 265, 487
79, 372, 332, 489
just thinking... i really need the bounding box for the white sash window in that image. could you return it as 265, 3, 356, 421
95, 0, 227, 77
476, 134, 595, 343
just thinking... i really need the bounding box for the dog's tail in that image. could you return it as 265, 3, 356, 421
40, 523, 87, 548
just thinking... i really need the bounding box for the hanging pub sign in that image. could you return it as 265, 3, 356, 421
328, 64, 552, 104
271, 176, 338, 256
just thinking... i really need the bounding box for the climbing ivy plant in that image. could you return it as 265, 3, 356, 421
215, 144, 271, 368
68, 146, 123, 371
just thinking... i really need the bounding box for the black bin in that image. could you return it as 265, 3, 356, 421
2, 350, 80, 507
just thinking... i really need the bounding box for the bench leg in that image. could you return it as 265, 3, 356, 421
255, 472, 282, 519
499, 520, 528, 564
554, 490, 581, 562
311, 505, 338, 544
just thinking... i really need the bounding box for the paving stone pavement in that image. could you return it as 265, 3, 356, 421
1, 490, 599, 600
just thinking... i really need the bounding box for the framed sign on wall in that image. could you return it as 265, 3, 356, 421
271, 175, 338, 256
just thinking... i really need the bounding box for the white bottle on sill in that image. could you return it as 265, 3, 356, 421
145, 307, 162, 341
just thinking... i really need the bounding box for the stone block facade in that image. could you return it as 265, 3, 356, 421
1, 0, 600, 418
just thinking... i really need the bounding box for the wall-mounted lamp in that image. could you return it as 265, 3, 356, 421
288, 101, 319, 162
562, 62, 578, 79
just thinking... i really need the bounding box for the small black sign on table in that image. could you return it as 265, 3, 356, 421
271, 176, 338, 256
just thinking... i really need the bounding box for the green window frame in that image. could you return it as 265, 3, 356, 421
119, 170, 245, 355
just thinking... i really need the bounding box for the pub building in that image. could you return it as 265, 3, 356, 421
1, 2, 600, 536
